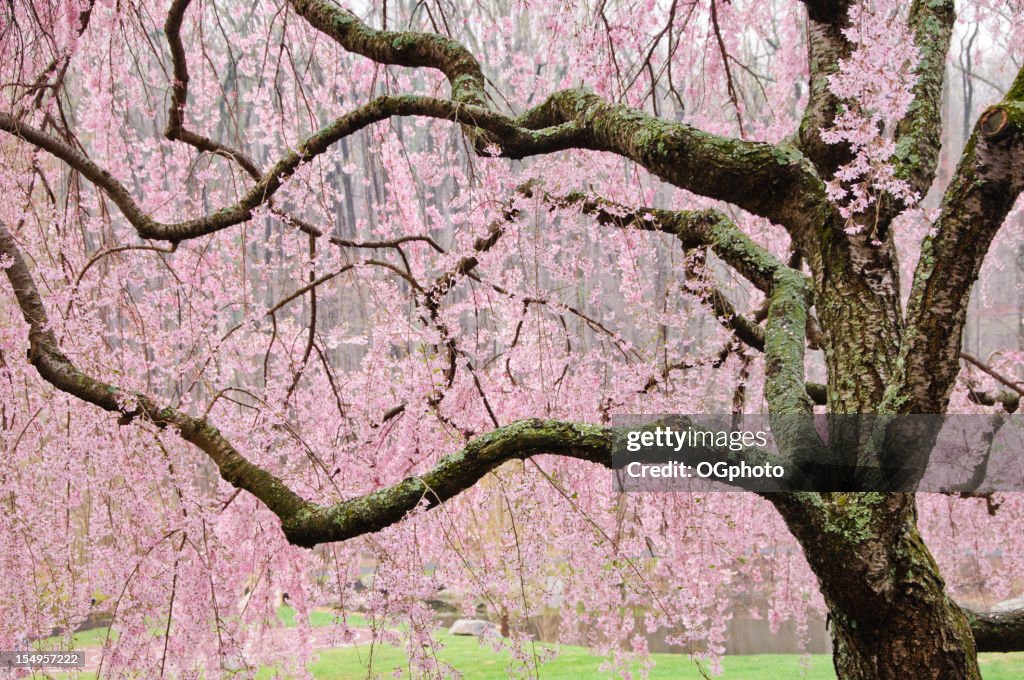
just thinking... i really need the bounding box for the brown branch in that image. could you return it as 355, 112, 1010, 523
0, 97, 571, 244
796, 1, 854, 177
66, 243, 178, 318
961, 352, 1024, 398
16, 0, 96, 114
965, 608, 1024, 653
888, 71, 1024, 414
709, 0, 745, 138
892, 0, 956, 197
284, 234, 319, 403
963, 351, 1022, 414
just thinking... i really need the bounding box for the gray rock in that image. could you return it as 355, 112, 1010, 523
447, 619, 497, 636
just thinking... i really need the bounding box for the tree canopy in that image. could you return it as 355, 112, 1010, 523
1, 0, 1024, 677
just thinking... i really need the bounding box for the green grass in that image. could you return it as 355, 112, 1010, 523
39, 623, 116, 648
259, 630, 1024, 680
277, 605, 355, 629
979, 653, 1024, 680
299, 640, 839, 679
47, 610, 1024, 679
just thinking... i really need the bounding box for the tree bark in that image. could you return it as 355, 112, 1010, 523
775, 493, 981, 679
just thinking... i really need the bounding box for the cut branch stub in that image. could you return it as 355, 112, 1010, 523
979, 107, 1011, 140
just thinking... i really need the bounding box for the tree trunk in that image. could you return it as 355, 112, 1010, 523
826, 518, 979, 679
780, 252, 982, 679
775, 493, 979, 679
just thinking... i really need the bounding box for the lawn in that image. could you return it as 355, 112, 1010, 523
268, 608, 1024, 679
264, 636, 1024, 680
47, 609, 1024, 678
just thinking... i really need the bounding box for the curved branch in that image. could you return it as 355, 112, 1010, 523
167, 0, 451, 260
67, 243, 178, 318
1, 218, 615, 547
666, 210, 798, 295
536, 189, 795, 294
282, 419, 613, 547
287, 0, 487, 109
514, 90, 828, 250
0, 221, 308, 522
0, 98, 564, 243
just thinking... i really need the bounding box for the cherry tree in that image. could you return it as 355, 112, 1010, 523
1, 0, 1024, 677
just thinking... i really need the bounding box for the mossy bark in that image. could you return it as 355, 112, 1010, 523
789, 211, 985, 679
828, 521, 980, 680
4, 2, 1024, 674
774, 490, 981, 679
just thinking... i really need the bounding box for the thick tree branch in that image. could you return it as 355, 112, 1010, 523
886, 70, 1024, 414
282, 419, 614, 547
892, 0, 956, 197
764, 272, 815, 415
796, 0, 955, 197
797, 1, 854, 177
287, 0, 487, 109
515, 90, 828, 252
764, 271, 830, 475
965, 608, 1024, 653
539, 190, 796, 294
287, 1, 828, 251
